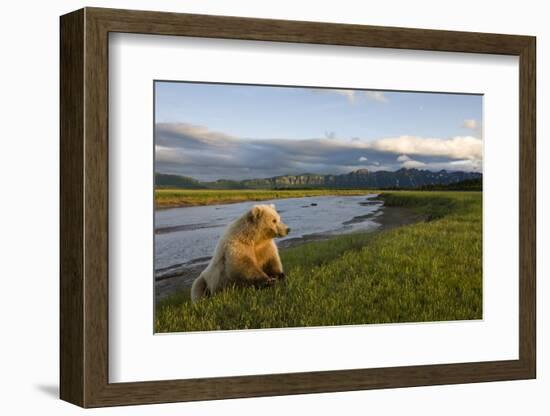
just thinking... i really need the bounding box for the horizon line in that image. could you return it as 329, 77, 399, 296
154, 167, 483, 182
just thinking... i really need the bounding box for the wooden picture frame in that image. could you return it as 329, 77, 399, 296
60, 7, 536, 408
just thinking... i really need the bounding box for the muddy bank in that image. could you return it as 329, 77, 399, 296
372, 205, 425, 230
155, 205, 423, 302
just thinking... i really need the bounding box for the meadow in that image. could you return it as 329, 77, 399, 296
155, 191, 482, 332
155, 188, 373, 208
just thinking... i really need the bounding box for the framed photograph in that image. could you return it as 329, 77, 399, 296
60, 7, 536, 408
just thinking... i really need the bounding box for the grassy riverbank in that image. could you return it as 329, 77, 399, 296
155, 188, 374, 208
155, 191, 482, 332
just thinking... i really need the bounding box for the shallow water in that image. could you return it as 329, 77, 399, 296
155, 194, 382, 277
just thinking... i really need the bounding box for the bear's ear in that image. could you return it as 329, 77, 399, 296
269, 204, 276, 209
248, 205, 263, 222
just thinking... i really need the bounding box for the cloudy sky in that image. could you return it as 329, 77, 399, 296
155, 81, 482, 181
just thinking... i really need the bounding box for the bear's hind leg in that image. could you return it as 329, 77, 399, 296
191, 275, 209, 302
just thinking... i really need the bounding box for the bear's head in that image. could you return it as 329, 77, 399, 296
248, 204, 290, 239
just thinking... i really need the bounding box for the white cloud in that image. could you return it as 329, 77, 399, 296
314, 89, 388, 104
365, 163, 389, 171
324, 89, 356, 103
462, 119, 478, 129
155, 123, 483, 180
412, 159, 482, 173
443, 159, 482, 171
154, 145, 180, 164
369, 135, 482, 161
364, 91, 388, 102
401, 160, 427, 169
156, 122, 238, 148
396, 154, 426, 169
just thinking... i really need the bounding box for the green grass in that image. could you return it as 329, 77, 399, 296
155, 191, 482, 332
155, 188, 374, 208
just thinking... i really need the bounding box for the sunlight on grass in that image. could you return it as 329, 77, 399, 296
155, 191, 482, 332
155, 188, 374, 208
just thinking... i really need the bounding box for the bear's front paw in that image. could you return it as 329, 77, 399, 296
254, 276, 277, 288
275, 272, 286, 281
264, 277, 278, 287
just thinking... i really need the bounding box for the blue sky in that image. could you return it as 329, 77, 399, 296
155, 81, 482, 181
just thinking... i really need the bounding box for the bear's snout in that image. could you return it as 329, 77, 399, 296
278, 224, 290, 237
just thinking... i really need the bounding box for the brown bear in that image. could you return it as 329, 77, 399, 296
190, 204, 290, 302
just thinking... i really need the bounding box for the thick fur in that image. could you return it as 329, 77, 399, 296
190, 204, 289, 302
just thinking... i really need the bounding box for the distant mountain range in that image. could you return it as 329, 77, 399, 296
156, 168, 482, 190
